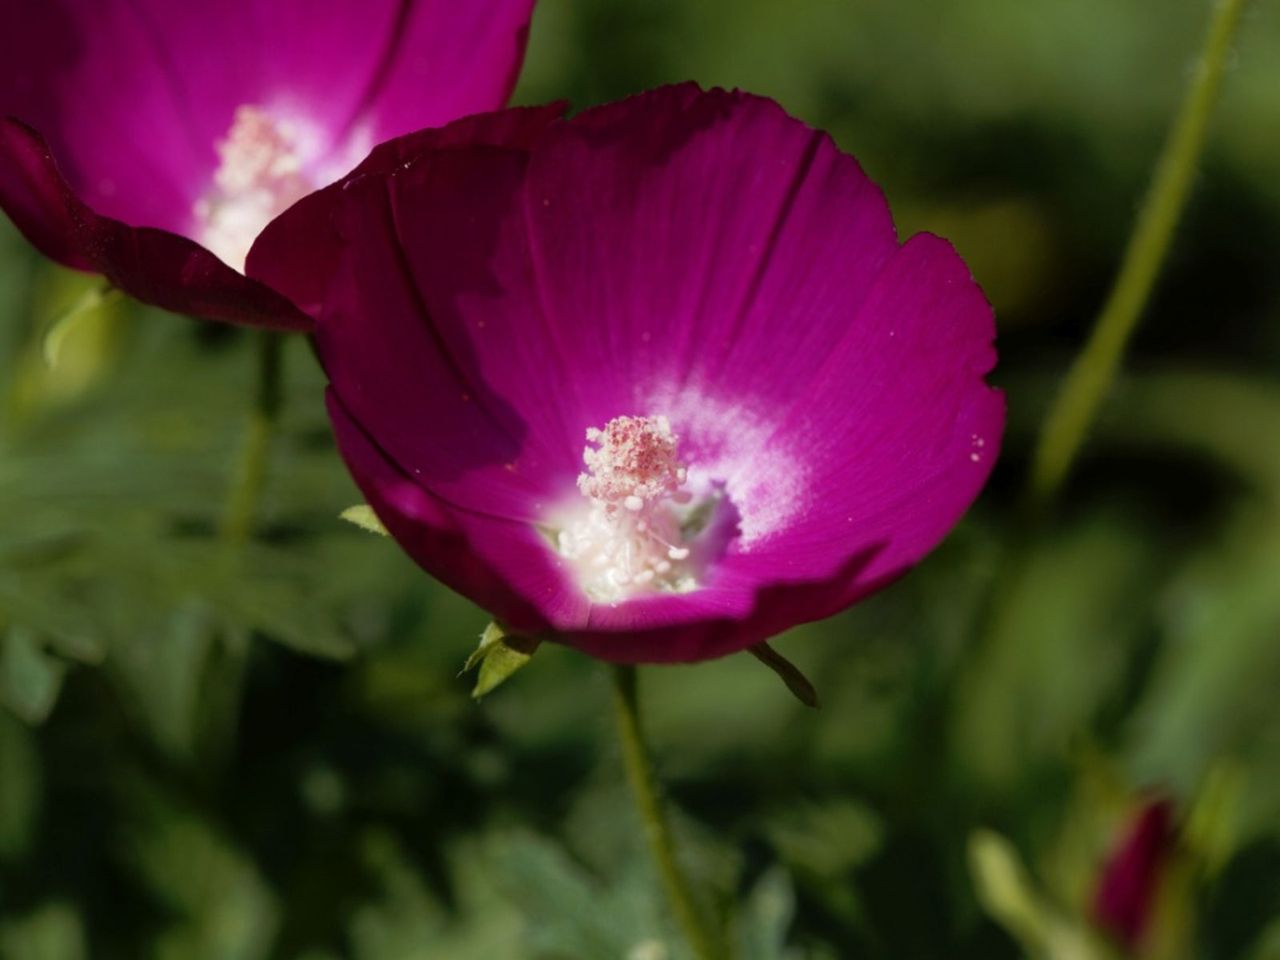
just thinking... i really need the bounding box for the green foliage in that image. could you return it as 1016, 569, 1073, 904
0, 903, 86, 960
0, 712, 39, 862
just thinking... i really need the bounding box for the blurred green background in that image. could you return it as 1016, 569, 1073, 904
2, 1, 1279, 957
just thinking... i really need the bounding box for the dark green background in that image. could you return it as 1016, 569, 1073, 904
1, 1, 1278, 957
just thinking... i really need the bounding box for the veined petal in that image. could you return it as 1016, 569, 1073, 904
520, 84, 900, 421
743, 233, 1003, 584
346, 0, 539, 147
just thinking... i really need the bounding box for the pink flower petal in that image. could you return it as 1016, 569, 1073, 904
247, 104, 565, 320
521, 85, 899, 421
0, 118, 311, 329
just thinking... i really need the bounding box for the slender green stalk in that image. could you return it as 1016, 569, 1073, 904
219, 331, 284, 544
1027, 0, 1249, 510
611, 665, 720, 960
195, 332, 285, 770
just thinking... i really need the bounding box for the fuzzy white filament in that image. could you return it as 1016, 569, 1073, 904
194, 105, 313, 272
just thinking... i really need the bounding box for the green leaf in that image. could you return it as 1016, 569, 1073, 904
953, 509, 1158, 792
42, 283, 119, 368
1128, 507, 1280, 846
0, 711, 40, 861
968, 831, 1110, 960
0, 627, 66, 725
123, 782, 278, 960
1246, 916, 1280, 960
766, 798, 882, 881
106, 600, 217, 761
735, 867, 800, 960
0, 902, 87, 960
968, 830, 1057, 953
1183, 761, 1246, 879
480, 830, 677, 959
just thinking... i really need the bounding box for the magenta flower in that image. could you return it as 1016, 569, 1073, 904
1092, 798, 1176, 951
251, 85, 1004, 662
0, 0, 536, 329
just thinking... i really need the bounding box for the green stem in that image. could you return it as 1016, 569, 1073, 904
610, 665, 720, 960
219, 331, 284, 544
1027, 0, 1249, 511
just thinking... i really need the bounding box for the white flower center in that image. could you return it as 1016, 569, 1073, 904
555, 415, 715, 604
194, 105, 314, 272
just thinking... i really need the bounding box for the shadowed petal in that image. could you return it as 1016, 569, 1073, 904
0, 117, 90, 270
329, 389, 589, 632
247, 104, 565, 319
1, 0, 205, 229
314, 145, 573, 520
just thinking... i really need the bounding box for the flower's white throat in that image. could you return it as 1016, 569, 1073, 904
194, 105, 314, 272
556, 415, 703, 604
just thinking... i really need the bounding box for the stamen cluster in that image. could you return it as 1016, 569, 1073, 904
195, 105, 313, 271
577, 415, 687, 511
558, 415, 696, 603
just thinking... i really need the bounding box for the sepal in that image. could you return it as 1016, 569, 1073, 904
462, 621, 540, 699
339, 504, 389, 536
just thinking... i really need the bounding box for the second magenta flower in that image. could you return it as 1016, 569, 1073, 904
0, 0, 536, 328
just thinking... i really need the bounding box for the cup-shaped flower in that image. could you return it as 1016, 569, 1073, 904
0, 0, 536, 329
252, 85, 1004, 662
